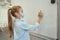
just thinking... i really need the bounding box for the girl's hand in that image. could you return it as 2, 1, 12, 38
38, 10, 44, 18
37, 10, 44, 23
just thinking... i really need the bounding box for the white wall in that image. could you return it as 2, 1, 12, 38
0, 7, 8, 27
0, 0, 57, 39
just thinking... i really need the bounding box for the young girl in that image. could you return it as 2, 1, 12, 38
8, 5, 43, 40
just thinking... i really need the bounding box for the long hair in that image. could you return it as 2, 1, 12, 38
8, 6, 22, 38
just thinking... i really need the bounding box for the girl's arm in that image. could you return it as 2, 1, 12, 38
14, 21, 40, 31
14, 10, 43, 31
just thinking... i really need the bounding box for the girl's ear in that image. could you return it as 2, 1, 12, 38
15, 12, 18, 17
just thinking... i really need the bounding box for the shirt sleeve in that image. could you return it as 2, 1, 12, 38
14, 21, 40, 31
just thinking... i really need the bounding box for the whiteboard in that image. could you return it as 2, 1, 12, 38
3, 0, 57, 39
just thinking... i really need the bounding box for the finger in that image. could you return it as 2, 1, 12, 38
40, 10, 42, 12
40, 10, 43, 13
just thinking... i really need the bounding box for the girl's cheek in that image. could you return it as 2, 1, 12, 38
19, 14, 21, 17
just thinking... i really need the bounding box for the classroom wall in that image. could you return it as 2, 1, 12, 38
0, 7, 8, 26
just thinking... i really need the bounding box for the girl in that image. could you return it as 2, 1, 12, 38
8, 5, 43, 40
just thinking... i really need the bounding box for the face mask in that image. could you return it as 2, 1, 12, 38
20, 13, 24, 21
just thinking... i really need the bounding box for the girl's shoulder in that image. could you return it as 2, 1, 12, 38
14, 18, 28, 26
14, 19, 24, 25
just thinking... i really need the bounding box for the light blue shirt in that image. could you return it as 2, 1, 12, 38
13, 19, 40, 40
